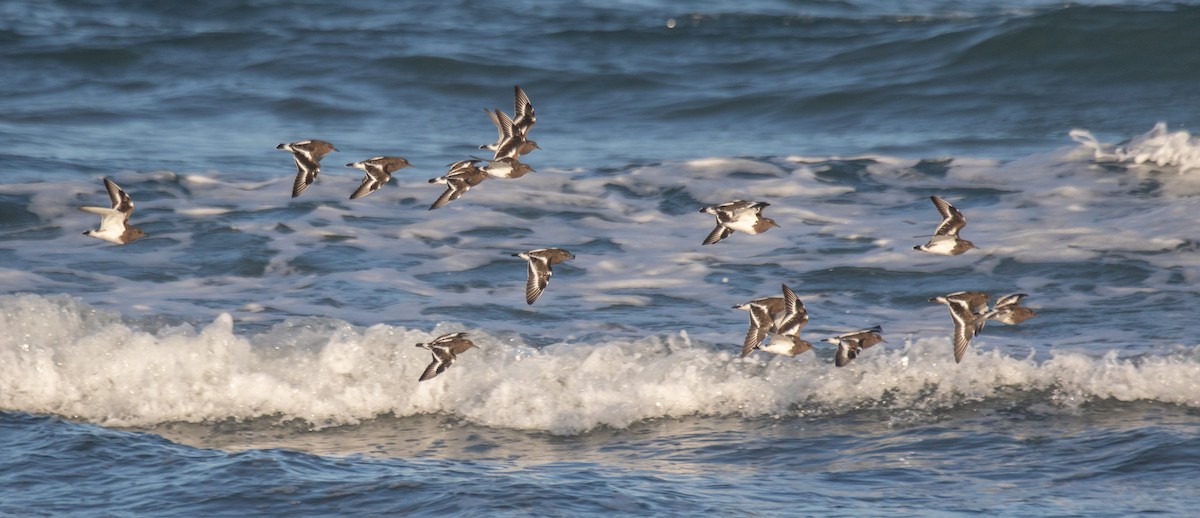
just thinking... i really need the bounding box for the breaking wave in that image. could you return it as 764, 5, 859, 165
3, 294, 1198, 434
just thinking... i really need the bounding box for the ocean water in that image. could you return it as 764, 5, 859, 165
3, 0, 1200, 515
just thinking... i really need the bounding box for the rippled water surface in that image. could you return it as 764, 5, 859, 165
3, 0, 1200, 515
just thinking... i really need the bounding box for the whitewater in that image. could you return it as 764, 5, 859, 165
4, 1, 1200, 515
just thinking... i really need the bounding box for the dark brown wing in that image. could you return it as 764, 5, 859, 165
834, 341, 855, 367
523, 255, 553, 305
947, 300, 977, 363
291, 154, 320, 198
703, 224, 733, 245
741, 322, 768, 358
418, 348, 455, 381
513, 85, 535, 136
349, 180, 376, 200
418, 357, 446, 381
993, 293, 1028, 309
429, 181, 466, 210
740, 303, 774, 357
103, 178, 135, 220
930, 196, 967, 237
775, 284, 809, 337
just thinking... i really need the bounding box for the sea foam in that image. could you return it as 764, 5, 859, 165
1071, 122, 1200, 173
3, 294, 1198, 435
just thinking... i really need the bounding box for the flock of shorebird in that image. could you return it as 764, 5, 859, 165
77, 85, 1036, 381
718, 194, 1036, 368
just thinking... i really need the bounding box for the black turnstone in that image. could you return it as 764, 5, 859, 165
982, 293, 1038, 325
346, 156, 412, 200
700, 200, 779, 245
415, 332, 478, 381
483, 156, 535, 180
825, 325, 886, 367
428, 159, 488, 210
930, 292, 985, 363
733, 284, 812, 357
915, 196, 976, 255
277, 139, 337, 198
80, 177, 147, 245
514, 248, 575, 305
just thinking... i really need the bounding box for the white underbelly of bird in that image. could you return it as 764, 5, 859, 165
918, 235, 962, 255
725, 214, 768, 234
759, 333, 804, 356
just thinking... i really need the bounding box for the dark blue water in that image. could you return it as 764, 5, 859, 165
7, 0, 1200, 180
3, 0, 1200, 515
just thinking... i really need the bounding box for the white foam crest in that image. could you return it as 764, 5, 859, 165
175, 207, 231, 216
579, 294, 653, 306
1072, 122, 1200, 173
785, 154, 916, 167
617, 158, 853, 202
4, 295, 1199, 435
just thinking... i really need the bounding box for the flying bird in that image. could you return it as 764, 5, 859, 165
80, 177, 147, 245
982, 293, 1038, 326
733, 284, 812, 358
511, 85, 536, 137
699, 200, 779, 245
483, 156, 535, 180
277, 139, 337, 198
513, 248, 575, 305
914, 196, 976, 255
428, 159, 488, 210
483, 109, 540, 159
825, 326, 886, 367
930, 293, 985, 363
346, 156, 412, 200
415, 332, 478, 381
480, 85, 540, 159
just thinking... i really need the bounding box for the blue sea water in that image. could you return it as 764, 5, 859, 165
3, 0, 1200, 515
